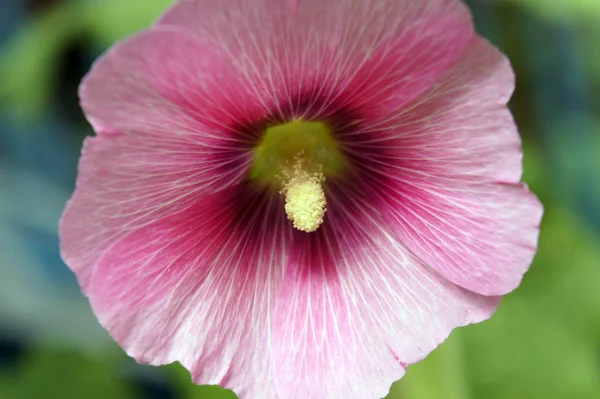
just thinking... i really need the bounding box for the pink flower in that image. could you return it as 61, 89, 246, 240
60, 0, 543, 398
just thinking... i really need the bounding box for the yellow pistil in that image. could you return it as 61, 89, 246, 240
280, 156, 326, 233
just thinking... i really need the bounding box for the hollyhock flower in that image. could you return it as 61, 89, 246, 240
60, 0, 543, 398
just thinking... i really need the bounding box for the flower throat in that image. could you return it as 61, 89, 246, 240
250, 121, 345, 232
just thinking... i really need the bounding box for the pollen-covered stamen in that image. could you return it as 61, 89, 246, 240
280, 156, 327, 233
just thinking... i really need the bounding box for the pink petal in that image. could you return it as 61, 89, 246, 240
349, 36, 522, 183
272, 184, 499, 399
83, 185, 288, 399
157, 0, 475, 118
59, 131, 250, 290
80, 27, 266, 139
66, 28, 262, 289
69, 171, 498, 399
353, 38, 543, 296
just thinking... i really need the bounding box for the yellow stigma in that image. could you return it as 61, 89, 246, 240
280, 156, 326, 233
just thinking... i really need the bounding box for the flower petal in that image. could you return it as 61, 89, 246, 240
355, 38, 543, 296
271, 185, 499, 399
350, 37, 522, 183
80, 27, 265, 139
68, 28, 263, 289
158, 0, 475, 118
82, 186, 288, 399
60, 132, 250, 290
378, 181, 541, 296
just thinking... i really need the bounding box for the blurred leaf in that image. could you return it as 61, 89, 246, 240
187, 385, 238, 399
521, 136, 549, 203
4, 347, 132, 399
580, 24, 600, 88
388, 331, 472, 399
85, 0, 173, 45
0, 0, 171, 120
0, 375, 12, 399
165, 362, 237, 399
503, 0, 600, 22
0, 3, 84, 119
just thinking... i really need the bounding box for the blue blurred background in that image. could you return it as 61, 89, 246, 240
1, 0, 599, 398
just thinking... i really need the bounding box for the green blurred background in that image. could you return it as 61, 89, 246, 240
1, 0, 599, 398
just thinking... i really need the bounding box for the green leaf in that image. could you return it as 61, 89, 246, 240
85, 0, 174, 45
164, 362, 237, 399
503, 0, 600, 22
388, 330, 472, 399
0, 0, 172, 120
5, 347, 132, 399
0, 4, 85, 119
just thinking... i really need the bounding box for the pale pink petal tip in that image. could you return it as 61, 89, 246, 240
60, 0, 542, 398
